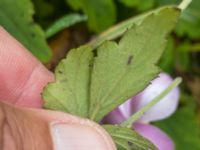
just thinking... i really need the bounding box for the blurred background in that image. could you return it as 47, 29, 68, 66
0, 0, 199, 149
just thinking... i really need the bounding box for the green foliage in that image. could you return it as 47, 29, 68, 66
156, 0, 181, 5
156, 0, 200, 39
89, 8, 180, 122
160, 39, 194, 73
45, 13, 87, 38
154, 95, 200, 150
43, 46, 93, 117
175, 41, 191, 71
43, 7, 180, 123
32, 0, 68, 28
159, 37, 175, 73
104, 125, 158, 150
66, 0, 116, 33
119, 0, 200, 39
0, 0, 52, 63
32, 0, 54, 18
176, 0, 200, 39
1, 0, 198, 148
89, 6, 173, 48
119, 0, 155, 11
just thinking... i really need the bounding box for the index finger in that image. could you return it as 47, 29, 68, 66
0, 27, 54, 108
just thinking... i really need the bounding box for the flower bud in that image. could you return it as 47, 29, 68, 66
131, 73, 180, 122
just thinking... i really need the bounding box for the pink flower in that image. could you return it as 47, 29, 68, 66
103, 73, 180, 150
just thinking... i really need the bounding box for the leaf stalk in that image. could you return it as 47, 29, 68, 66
121, 77, 182, 127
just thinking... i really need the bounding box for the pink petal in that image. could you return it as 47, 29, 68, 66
134, 123, 175, 150
102, 99, 132, 124
131, 73, 180, 122
101, 108, 126, 124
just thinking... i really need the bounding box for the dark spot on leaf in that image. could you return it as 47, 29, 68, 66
128, 141, 138, 149
127, 55, 133, 65
89, 63, 93, 68
60, 79, 68, 82
93, 49, 98, 57
58, 70, 63, 74
128, 141, 133, 146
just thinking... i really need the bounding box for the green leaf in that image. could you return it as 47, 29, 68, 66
66, 0, 116, 33
45, 13, 87, 38
159, 37, 175, 73
154, 95, 200, 150
32, 0, 54, 18
176, 0, 200, 38
0, 0, 52, 62
88, 6, 176, 49
175, 41, 191, 71
89, 7, 180, 122
119, 0, 155, 11
43, 7, 180, 122
156, 0, 200, 39
103, 125, 158, 150
42, 46, 93, 117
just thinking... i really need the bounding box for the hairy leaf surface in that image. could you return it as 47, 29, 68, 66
43, 46, 93, 117
43, 7, 180, 122
89, 8, 180, 121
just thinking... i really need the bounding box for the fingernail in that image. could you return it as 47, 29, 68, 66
51, 123, 110, 150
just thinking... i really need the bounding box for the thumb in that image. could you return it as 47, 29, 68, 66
1, 101, 116, 150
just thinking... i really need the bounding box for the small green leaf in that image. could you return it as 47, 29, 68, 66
66, 0, 116, 33
45, 13, 87, 38
0, 0, 52, 62
89, 7, 180, 122
103, 125, 158, 150
43, 46, 93, 117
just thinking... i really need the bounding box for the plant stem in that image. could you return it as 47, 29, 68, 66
121, 77, 182, 127
178, 0, 192, 10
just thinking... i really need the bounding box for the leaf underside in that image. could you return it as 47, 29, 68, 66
43, 46, 93, 117
89, 7, 180, 122
43, 7, 180, 122
42, 6, 180, 150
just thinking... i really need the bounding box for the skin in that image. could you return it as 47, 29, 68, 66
0, 27, 116, 150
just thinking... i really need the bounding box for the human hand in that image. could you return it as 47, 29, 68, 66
0, 27, 116, 150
